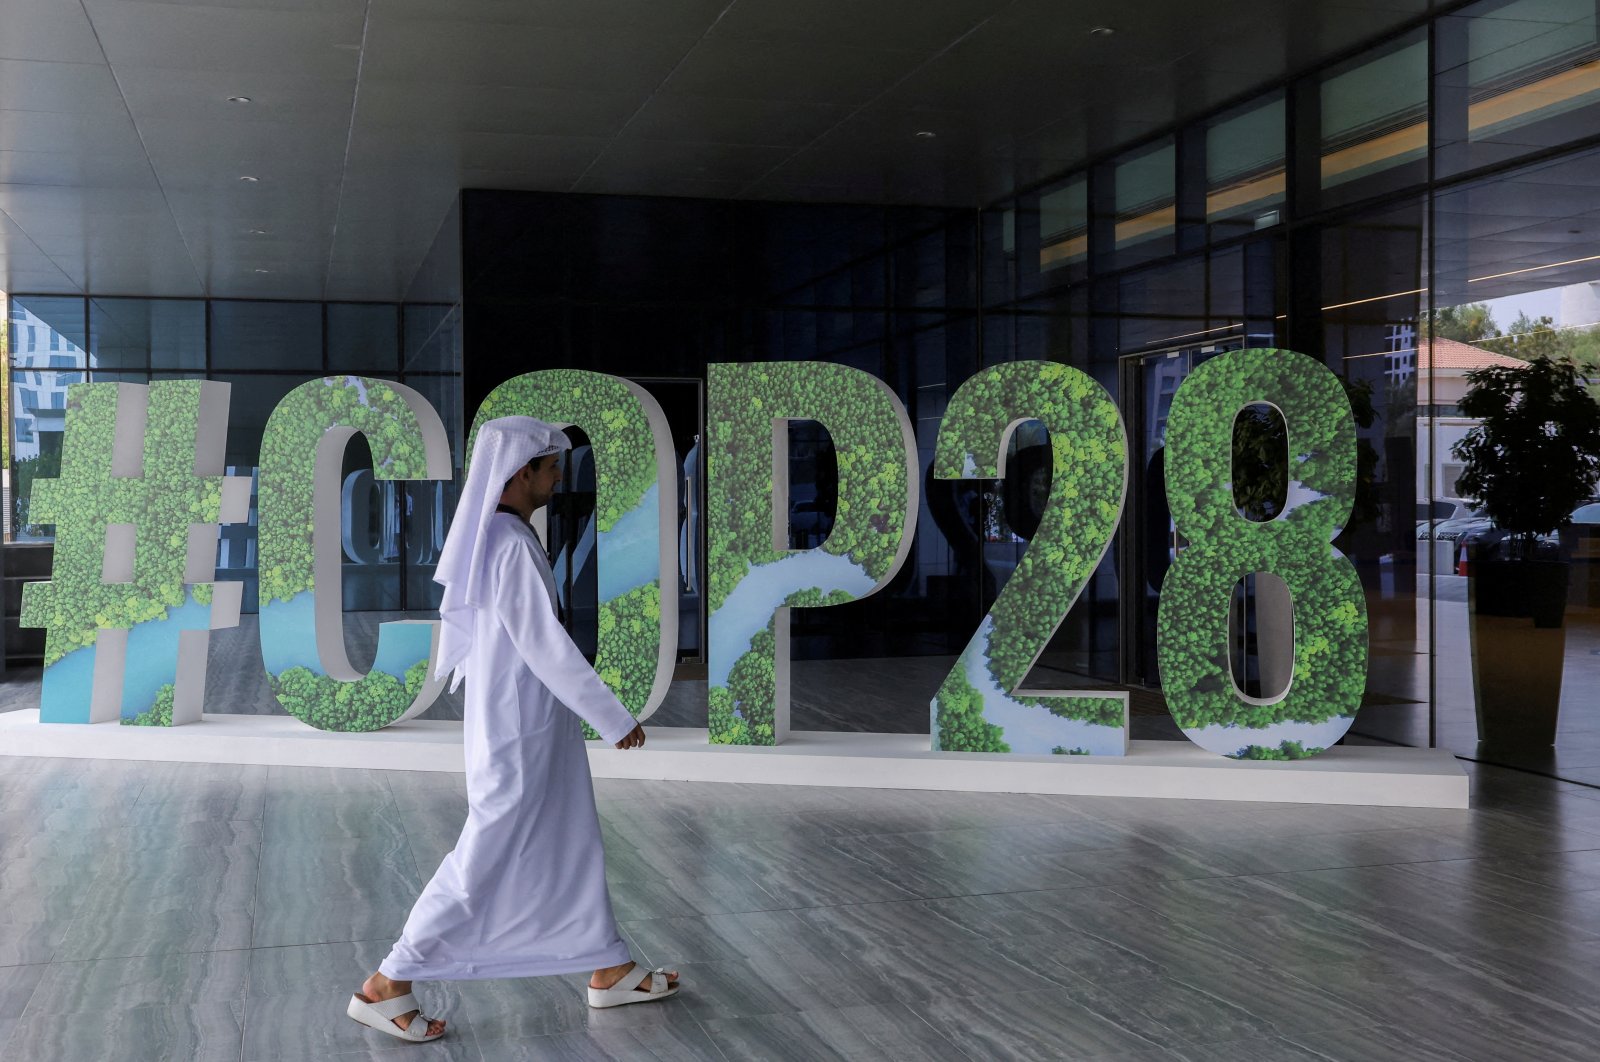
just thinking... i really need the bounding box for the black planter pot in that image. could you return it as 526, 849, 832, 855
1472, 558, 1571, 628
1469, 558, 1571, 748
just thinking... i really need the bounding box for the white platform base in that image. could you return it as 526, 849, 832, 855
0, 711, 1468, 808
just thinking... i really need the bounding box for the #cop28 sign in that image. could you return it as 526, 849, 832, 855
21, 351, 1368, 761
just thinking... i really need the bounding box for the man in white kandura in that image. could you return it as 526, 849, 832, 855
347, 416, 680, 1043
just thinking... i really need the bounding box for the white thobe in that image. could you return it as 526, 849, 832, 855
381, 512, 638, 980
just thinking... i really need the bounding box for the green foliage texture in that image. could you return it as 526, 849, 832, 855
1232, 377, 1379, 528
709, 587, 851, 745
468, 369, 668, 716
122, 683, 176, 727
705, 362, 911, 615
1237, 741, 1323, 760
22, 381, 226, 669
931, 661, 1008, 753
471, 371, 658, 532
929, 361, 1127, 752
267, 658, 432, 733
1156, 349, 1368, 751
257, 376, 433, 607
12, 449, 60, 535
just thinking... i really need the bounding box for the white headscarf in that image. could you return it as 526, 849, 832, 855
434, 416, 571, 690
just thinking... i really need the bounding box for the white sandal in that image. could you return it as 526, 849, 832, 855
346, 992, 446, 1042
587, 963, 680, 1009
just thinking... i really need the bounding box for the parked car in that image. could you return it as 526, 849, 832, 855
1416, 499, 1492, 542
1420, 499, 1478, 540
1446, 499, 1600, 569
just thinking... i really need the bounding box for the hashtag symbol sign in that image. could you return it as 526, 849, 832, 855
20, 380, 251, 725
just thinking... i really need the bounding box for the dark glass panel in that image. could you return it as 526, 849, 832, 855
210, 300, 322, 372
89, 298, 204, 373
327, 303, 399, 374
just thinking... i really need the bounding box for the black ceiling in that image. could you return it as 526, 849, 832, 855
0, 0, 1434, 301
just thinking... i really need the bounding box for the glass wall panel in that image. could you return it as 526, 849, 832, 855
1206, 94, 1286, 240
403, 304, 460, 373
89, 298, 204, 373
1313, 198, 1428, 748
1113, 139, 1177, 268
8, 297, 86, 543
1429, 144, 1600, 773
10, 296, 85, 369
1038, 176, 1088, 281
1321, 32, 1430, 206
1437, 0, 1600, 178
213, 372, 307, 470
327, 302, 399, 373
210, 300, 322, 371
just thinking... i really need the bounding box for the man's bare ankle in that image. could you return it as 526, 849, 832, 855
362, 973, 408, 1001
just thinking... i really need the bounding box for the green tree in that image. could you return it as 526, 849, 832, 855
1426, 303, 1500, 344
1483, 312, 1566, 362
1453, 355, 1600, 559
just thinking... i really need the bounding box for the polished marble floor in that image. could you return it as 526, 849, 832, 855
4, 748, 1600, 1060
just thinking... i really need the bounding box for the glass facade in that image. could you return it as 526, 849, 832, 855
969, 0, 1600, 774
5, 295, 462, 623
6, 0, 1600, 774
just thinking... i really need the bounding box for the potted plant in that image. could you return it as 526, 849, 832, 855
1452, 355, 1600, 747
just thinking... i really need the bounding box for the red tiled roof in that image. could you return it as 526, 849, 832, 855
1417, 337, 1527, 370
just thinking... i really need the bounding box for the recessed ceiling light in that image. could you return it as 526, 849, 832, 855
254, 268, 270, 274
248, 228, 268, 235
238, 175, 259, 182
227, 96, 252, 104
1089, 26, 1115, 36
914, 130, 937, 139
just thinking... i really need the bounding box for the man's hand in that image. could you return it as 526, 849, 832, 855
614, 724, 646, 750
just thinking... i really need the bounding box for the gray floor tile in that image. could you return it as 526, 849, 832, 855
0, 963, 43, 1019
447, 973, 593, 1042
51, 844, 261, 961
0, 916, 72, 967
476, 1020, 721, 1061
131, 764, 269, 820
382, 769, 467, 794
1059, 975, 1278, 1046
252, 833, 420, 949
7, 998, 245, 1062
1173, 1036, 1331, 1061
248, 939, 395, 996
699, 1001, 968, 1060
243, 987, 480, 1062
908, 985, 1168, 1061
406, 828, 461, 881
659, 957, 833, 1022
5, 747, 1600, 1060
1162, 964, 1376, 1040
26, 949, 251, 1015
263, 791, 411, 845
1282, 1022, 1475, 1061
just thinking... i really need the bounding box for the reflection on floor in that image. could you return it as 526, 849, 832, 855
1, 749, 1599, 1059
1430, 573, 1600, 782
